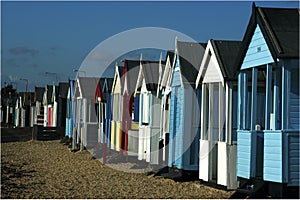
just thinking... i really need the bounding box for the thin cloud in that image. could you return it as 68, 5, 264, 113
9, 47, 39, 56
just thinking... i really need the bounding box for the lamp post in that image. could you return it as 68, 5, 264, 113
45, 72, 58, 84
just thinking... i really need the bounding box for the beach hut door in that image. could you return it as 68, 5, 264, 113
48, 106, 53, 127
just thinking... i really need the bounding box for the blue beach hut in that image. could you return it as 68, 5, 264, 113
65, 80, 75, 139
236, 4, 299, 196
168, 39, 205, 171
101, 78, 114, 148
157, 51, 175, 164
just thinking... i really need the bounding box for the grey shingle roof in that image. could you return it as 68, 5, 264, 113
35, 87, 45, 102
261, 7, 299, 58
141, 61, 162, 92
99, 78, 106, 93
211, 40, 242, 79
105, 78, 114, 93
76, 77, 99, 99
46, 85, 54, 103
58, 82, 69, 99
101, 78, 114, 102
124, 60, 140, 95
166, 50, 175, 65
177, 41, 206, 85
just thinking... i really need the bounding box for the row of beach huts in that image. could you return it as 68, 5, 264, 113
1, 82, 69, 129
2, 4, 299, 197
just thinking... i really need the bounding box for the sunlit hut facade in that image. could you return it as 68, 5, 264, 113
110, 65, 124, 151
95, 78, 114, 147
196, 39, 241, 189
157, 50, 175, 164
42, 84, 58, 127
15, 91, 34, 127
168, 40, 205, 171
102, 78, 114, 148
121, 60, 140, 155
65, 80, 75, 140
95, 78, 106, 144
135, 60, 165, 163
33, 87, 45, 126
73, 76, 99, 150
236, 4, 299, 196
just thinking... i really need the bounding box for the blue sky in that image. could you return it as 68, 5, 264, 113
1, 1, 299, 92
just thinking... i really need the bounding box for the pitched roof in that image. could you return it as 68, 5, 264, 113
124, 60, 140, 95
68, 80, 75, 99
236, 4, 299, 69
46, 85, 54, 103
261, 7, 299, 58
19, 92, 34, 106
159, 51, 175, 90
141, 61, 162, 91
104, 78, 114, 93
99, 78, 106, 95
75, 77, 99, 99
101, 78, 114, 102
177, 41, 206, 85
94, 77, 113, 102
117, 66, 124, 79
166, 50, 175, 65
211, 40, 242, 79
58, 82, 69, 99
35, 87, 45, 102
112, 66, 124, 92
94, 78, 105, 102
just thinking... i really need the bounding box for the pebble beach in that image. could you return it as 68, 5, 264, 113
1, 139, 234, 199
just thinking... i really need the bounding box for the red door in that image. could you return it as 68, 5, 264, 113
48, 107, 52, 127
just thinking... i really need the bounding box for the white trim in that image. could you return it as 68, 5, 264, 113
134, 62, 144, 97
201, 83, 206, 139
218, 82, 224, 142
197, 40, 225, 87
196, 40, 212, 87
